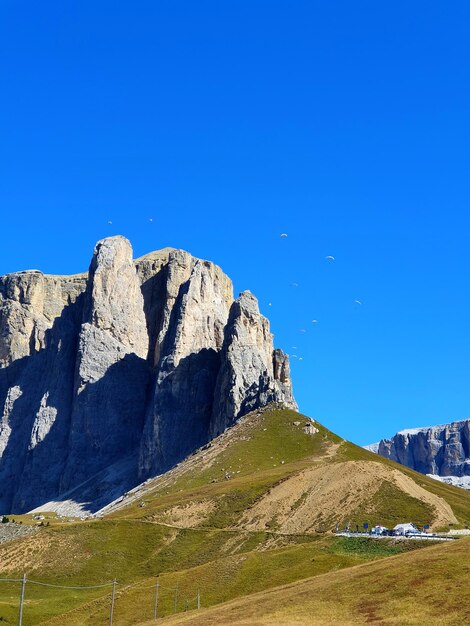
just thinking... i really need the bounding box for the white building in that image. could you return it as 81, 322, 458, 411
393, 522, 418, 535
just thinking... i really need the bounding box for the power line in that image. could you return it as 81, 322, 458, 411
0, 578, 22, 583
27, 579, 114, 589
0, 575, 203, 624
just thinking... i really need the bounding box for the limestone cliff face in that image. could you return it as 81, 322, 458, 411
211, 291, 296, 437
61, 237, 150, 490
366, 420, 470, 478
0, 237, 296, 513
0, 270, 86, 512
139, 250, 235, 476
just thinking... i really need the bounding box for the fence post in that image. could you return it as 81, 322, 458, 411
197, 589, 200, 610
109, 579, 117, 626
173, 582, 179, 613
153, 580, 159, 621
18, 574, 26, 626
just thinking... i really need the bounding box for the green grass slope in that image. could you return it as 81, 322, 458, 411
0, 406, 469, 625
148, 537, 470, 626
108, 406, 470, 531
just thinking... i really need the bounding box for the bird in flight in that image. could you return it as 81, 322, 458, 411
325, 255, 335, 261
354, 299, 362, 305
108, 220, 113, 225
280, 233, 288, 237
311, 319, 318, 324
268, 302, 272, 307
149, 218, 154, 222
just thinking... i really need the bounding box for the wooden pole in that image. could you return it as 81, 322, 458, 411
153, 581, 159, 621
173, 582, 179, 613
109, 579, 117, 626
18, 574, 26, 626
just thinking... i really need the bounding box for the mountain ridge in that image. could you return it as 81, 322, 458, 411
366, 418, 470, 490
0, 236, 296, 514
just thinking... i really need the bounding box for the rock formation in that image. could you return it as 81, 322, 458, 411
0, 236, 296, 513
211, 291, 294, 437
366, 419, 470, 481
61, 237, 150, 490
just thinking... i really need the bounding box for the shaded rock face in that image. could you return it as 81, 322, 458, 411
211, 291, 296, 437
139, 250, 235, 476
61, 237, 150, 490
368, 420, 470, 478
0, 237, 296, 513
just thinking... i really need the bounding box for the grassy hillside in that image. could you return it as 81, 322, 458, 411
147, 537, 470, 626
108, 406, 470, 531
0, 405, 469, 625
0, 525, 438, 625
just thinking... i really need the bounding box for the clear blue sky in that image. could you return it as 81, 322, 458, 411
1, 1, 470, 445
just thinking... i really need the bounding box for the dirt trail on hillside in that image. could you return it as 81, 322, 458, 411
237, 461, 457, 533
389, 469, 457, 527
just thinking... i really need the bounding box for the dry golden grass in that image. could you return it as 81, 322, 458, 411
146, 537, 470, 626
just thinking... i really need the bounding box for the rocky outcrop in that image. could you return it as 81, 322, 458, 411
0, 270, 86, 513
139, 250, 234, 476
211, 291, 296, 437
0, 522, 38, 545
0, 270, 86, 368
0, 236, 296, 514
366, 419, 470, 479
61, 237, 150, 490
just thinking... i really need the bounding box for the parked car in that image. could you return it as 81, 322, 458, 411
371, 525, 389, 536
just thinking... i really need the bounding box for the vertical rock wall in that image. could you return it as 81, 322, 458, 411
0, 271, 86, 511
211, 291, 296, 437
61, 237, 150, 490
369, 420, 470, 477
0, 236, 297, 513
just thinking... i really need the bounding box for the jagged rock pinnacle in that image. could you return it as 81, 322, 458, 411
0, 236, 297, 513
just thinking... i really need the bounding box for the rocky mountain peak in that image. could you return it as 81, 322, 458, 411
366, 419, 470, 482
84, 235, 148, 358
0, 236, 297, 514
210, 290, 296, 437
